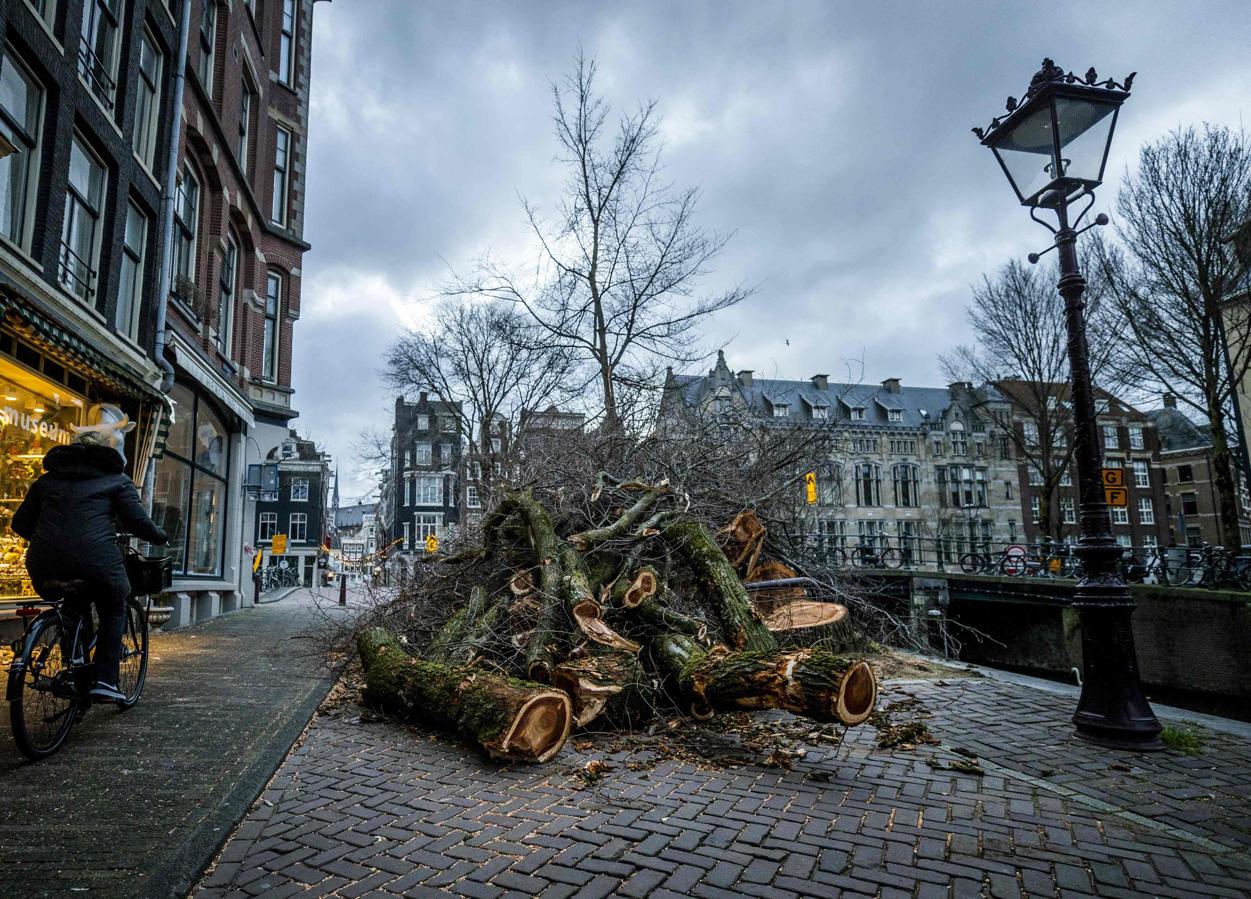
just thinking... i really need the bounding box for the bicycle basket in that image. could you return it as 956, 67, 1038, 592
125, 551, 173, 595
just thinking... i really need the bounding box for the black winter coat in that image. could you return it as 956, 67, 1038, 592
13, 443, 168, 598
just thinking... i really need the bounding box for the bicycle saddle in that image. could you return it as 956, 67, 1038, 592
41, 579, 91, 600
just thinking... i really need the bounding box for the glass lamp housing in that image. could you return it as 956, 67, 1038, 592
985, 84, 1125, 207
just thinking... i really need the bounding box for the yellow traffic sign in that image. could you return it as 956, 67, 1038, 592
425, 533, 439, 554
1104, 487, 1128, 508
804, 471, 817, 505
272, 533, 288, 555
1101, 468, 1124, 488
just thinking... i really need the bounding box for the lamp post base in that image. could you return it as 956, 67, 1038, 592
1071, 604, 1164, 752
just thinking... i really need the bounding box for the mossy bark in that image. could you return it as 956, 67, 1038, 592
663, 521, 777, 653
426, 586, 497, 663
650, 633, 877, 726
631, 595, 708, 643
508, 493, 566, 681
358, 628, 572, 762
551, 649, 656, 728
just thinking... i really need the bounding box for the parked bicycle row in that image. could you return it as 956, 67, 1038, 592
795, 536, 1251, 590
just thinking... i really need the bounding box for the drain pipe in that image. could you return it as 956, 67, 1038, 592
143, 0, 192, 510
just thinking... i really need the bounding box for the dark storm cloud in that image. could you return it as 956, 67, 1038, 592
295, 1, 1251, 497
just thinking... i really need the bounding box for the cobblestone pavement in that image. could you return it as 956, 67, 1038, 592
0, 588, 349, 899
195, 669, 1251, 899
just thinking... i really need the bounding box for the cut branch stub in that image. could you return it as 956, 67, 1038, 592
612, 566, 659, 608
358, 628, 572, 763
571, 600, 642, 654
651, 633, 877, 726
663, 520, 778, 654
717, 509, 767, 574
630, 594, 709, 644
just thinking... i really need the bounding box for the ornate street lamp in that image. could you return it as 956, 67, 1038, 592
974, 59, 1162, 751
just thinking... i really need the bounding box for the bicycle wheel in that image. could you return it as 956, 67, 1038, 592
958, 553, 983, 574
9, 614, 81, 760
879, 547, 903, 569
850, 548, 870, 568
1001, 555, 1027, 577
117, 599, 149, 709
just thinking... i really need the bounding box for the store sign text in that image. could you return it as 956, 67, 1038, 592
0, 407, 73, 445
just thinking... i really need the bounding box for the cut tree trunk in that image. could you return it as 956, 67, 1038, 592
717, 510, 767, 574
663, 521, 778, 653
551, 649, 655, 728
507, 493, 566, 682
759, 600, 852, 648
358, 628, 572, 763
562, 546, 640, 653
611, 567, 659, 608
651, 633, 877, 726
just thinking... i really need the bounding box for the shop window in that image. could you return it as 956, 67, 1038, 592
0, 372, 85, 601
0, 50, 43, 251
152, 383, 231, 577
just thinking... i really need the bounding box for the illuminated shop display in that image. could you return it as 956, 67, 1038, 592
0, 366, 85, 601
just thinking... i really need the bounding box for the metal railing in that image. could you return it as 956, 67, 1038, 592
78, 40, 117, 110
790, 535, 1251, 590
57, 242, 97, 304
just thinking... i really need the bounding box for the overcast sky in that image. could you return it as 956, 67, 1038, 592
294, 1, 1251, 502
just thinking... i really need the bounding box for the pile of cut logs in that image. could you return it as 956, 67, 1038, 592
357, 478, 877, 763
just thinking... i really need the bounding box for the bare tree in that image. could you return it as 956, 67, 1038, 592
1096, 125, 1251, 544
942, 256, 1116, 540
383, 299, 575, 454
450, 52, 751, 430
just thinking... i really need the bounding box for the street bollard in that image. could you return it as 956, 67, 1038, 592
338, 573, 347, 606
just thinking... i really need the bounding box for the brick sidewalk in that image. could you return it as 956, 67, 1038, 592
0, 588, 348, 899
195, 670, 1251, 898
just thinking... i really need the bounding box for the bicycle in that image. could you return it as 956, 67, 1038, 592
958, 547, 1027, 576
6, 537, 169, 760
850, 543, 903, 569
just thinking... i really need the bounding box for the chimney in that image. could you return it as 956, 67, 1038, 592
1163, 392, 1177, 409
881, 377, 901, 394
811, 374, 828, 391
948, 381, 971, 396
737, 370, 753, 388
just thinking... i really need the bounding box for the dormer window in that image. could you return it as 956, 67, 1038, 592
850, 406, 865, 421
812, 404, 829, 420
772, 403, 789, 418
888, 409, 903, 423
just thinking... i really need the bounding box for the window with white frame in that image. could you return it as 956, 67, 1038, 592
238, 75, 256, 174
289, 512, 307, 542
414, 513, 439, 541
1138, 497, 1155, 524
466, 485, 480, 508
1111, 504, 1129, 525
1028, 463, 1043, 487
1142, 534, 1158, 553
416, 415, 429, 430
173, 167, 199, 285
402, 521, 410, 549
133, 30, 162, 169
1023, 421, 1039, 445
279, 0, 297, 85
849, 406, 865, 421
892, 463, 920, 508
888, 408, 903, 423
1115, 534, 1133, 549
1128, 425, 1144, 450
272, 127, 291, 225
291, 478, 309, 501
812, 404, 829, 420
414, 443, 431, 465
1030, 496, 1041, 522
258, 512, 277, 540
216, 234, 238, 354
441, 417, 455, 433
79, 0, 121, 110
197, 0, 215, 94
1133, 460, 1149, 488
0, 50, 42, 250
491, 437, 501, 453
262, 272, 281, 380
60, 135, 107, 307
1103, 424, 1119, 449
116, 201, 147, 339
1061, 497, 1075, 524
1059, 466, 1072, 487
772, 402, 789, 417
415, 474, 441, 505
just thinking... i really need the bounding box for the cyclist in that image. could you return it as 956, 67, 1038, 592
12, 424, 167, 704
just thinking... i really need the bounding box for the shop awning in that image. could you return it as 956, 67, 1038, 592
168, 334, 256, 428
0, 282, 162, 401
